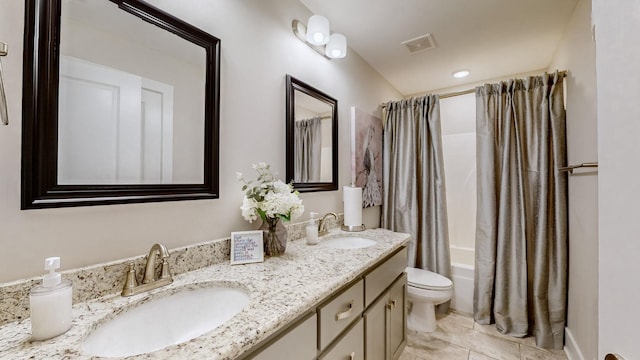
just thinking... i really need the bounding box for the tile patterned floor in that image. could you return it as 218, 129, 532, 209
399, 312, 568, 360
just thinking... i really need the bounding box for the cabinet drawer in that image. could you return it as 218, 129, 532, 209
318, 279, 364, 350
364, 247, 407, 307
250, 313, 317, 360
319, 318, 364, 360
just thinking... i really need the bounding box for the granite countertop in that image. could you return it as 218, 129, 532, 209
0, 228, 409, 360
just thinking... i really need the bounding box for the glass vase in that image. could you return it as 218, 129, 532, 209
260, 217, 287, 256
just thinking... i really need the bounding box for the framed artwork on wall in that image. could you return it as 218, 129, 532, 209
350, 107, 383, 208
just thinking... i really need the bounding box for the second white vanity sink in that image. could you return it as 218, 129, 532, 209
321, 237, 376, 249
82, 285, 249, 358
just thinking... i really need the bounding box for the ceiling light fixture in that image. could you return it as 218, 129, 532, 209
325, 33, 347, 59
453, 70, 470, 78
292, 16, 347, 59
306, 15, 330, 45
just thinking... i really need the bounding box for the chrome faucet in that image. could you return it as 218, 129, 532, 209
122, 243, 173, 297
318, 212, 338, 237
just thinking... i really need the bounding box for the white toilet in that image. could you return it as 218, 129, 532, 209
405, 267, 453, 333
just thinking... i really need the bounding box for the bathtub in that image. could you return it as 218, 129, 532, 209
449, 261, 475, 315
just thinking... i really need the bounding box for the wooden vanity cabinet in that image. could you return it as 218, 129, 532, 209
242, 246, 407, 360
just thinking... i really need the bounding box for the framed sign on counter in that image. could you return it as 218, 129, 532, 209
230, 230, 264, 265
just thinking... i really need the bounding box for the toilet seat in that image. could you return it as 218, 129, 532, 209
405, 267, 453, 290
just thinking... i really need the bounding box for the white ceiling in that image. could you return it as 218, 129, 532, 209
299, 0, 579, 95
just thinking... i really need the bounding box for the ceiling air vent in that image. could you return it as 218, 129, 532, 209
401, 33, 436, 54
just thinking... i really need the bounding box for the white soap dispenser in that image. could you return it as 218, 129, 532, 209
29, 257, 73, 340
306, 212, 319, 245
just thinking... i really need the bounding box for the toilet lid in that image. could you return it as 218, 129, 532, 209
405, 267, 453, 290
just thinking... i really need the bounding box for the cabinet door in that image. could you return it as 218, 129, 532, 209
388, 274, 407, 360
251, 313, 317, 360
363, 291, 388, 360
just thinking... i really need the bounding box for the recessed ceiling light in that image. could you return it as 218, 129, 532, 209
453, 70, 470, 78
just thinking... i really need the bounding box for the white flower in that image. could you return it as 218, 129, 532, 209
237, 163, 304, 223
240, 197, 258, 222
272, 180, 292, 194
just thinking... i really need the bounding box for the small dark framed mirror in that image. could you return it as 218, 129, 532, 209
285, 75, 338, 192
22, 0, 220, 209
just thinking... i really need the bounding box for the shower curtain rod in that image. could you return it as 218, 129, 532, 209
379, 70, 567, 109
439, 88, 476, 99
379, 88, 474, 108
558, 162, 598, 173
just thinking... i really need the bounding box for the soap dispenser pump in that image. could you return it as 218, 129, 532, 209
29, 257, 73, 340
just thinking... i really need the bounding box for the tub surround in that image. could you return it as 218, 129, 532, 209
0, 221, 408, 359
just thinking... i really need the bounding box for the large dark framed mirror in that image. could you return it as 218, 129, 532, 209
285, 75, 338, 192
22, 0, 220, 209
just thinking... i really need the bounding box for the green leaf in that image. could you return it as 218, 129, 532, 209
257, 209, 267, 222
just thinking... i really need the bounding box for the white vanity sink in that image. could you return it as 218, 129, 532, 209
82, 285, 249, 357
321, 237, 376, 249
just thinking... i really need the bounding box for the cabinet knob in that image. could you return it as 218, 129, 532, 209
387, 299, 397, 310
349, 351, 356, 360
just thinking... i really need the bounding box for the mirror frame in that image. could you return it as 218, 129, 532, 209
285, 75, 338, 192
21, 0, 221, 209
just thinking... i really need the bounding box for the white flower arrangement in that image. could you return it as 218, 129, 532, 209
237, 162, 304, 223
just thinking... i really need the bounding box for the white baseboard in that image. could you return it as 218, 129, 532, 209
564, 327, 586, 360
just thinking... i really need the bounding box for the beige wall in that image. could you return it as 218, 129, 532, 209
547, 0, 598, 358
594, 0, 640, 358
0, 0, 401, 283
